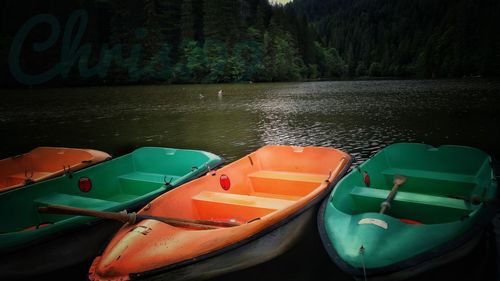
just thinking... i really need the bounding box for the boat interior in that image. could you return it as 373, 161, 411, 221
332, 144, 494, 224
0, 148, 215, 234
0, 147, 109, 191
143, 146, 349, 226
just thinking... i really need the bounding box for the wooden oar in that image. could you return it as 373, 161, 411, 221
38, 205, 240, 230
379, 175, 407, 214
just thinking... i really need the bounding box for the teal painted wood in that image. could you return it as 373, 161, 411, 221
319, 143, 498, 275
0, 147, 223, 253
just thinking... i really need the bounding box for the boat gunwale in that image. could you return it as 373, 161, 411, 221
127, 151, 354, 280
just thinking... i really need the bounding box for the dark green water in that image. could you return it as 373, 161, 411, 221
1, 79, 499, 280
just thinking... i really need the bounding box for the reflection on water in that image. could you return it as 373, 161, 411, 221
1, 80, 499, 164
1, 79, 499, 280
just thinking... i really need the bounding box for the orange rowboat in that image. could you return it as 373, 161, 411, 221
89, 145, 351, 281
0, 147, 111, 192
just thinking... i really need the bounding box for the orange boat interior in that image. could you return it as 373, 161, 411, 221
146, 146, 349, 225
0, 147, 110, 192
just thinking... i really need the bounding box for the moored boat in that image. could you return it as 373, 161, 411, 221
0, 147, 223, 280
89, 145, 352, 281
0, 146, 111, 192
318, 143, 498, 280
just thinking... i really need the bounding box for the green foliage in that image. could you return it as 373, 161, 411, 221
181, 0, 195, 39
368, 62, 382, 77
308, 64, 319, 79
232, 32, 264, 81
204, 0, 241, 44
115, 0, 329, 83
314, 41, 345, 78
203, 39, 228, 82
226, 54, 246, 81
294, 0, 500, 78
175, 40, 206, 82
174, 1, 316, 83
355, 62, 367, 77
256, 31, 304, 81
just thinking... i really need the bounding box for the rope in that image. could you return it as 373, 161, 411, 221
359, 245, 368, 281
164, 176, 173, 187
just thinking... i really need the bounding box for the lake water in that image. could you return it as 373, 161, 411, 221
1, 79, 499, 280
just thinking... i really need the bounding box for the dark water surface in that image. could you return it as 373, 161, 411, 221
1, 79, 499, 280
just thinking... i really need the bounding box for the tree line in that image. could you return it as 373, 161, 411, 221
1, 0, 343, 86
1, 0, 498, 87
107, 0, 348, 84
293, 0, 500, 78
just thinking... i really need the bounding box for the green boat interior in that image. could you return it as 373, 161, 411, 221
0, 148, 220, 234
332, 144, 495, 224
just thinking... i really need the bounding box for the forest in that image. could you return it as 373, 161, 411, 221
0, 0, 499, 87
294, 0, 500, 78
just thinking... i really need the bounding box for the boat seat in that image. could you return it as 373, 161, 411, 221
249, 171, 326, 183
35, 193, 120, 210
381, 168, 477, 196
350, 186, 472, 211
192, 191, 296, 210
248, 171, 327, 197
118, 172, 176, 195
382, 168, 476, 184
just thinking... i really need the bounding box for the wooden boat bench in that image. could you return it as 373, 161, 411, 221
192, 191, 297, 221
381, 168, 477, 196
30, 192, 120, 228
248, 171, 327, 197
118, 172, 180, 194
34, 193, 120, 221
248, 171, 326, 183
119, 172, 180, 185
350, 186, 473, 211
382, 168, 476, 184
193, 191, 296, 209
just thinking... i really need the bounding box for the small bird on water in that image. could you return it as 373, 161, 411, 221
218, 90, 223, 98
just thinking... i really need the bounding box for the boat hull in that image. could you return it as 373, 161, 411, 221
134, 206, 317, 281
318, 197, 489, 281
353, 233, 482, 281
0, 220, 121, 280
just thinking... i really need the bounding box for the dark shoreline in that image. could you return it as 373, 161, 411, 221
1, 76, 497, 91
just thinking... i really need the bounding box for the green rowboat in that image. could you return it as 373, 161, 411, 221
318, 143, 498, 280
0, 147, 222, 279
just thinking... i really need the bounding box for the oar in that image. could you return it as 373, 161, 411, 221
379, 175, 407, 214
38, 205, 240, 230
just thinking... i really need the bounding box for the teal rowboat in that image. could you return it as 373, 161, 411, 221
0, 147, 222, 280
318, 143, 498, 280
